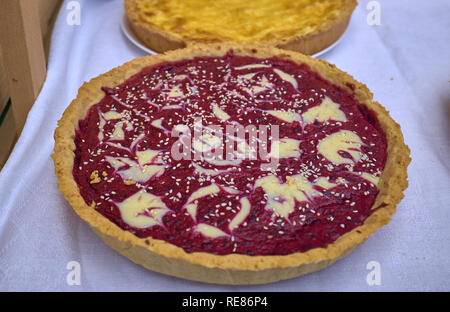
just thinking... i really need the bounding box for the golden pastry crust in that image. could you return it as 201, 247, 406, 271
52, 44, 410, 284
124, 0, 358, 55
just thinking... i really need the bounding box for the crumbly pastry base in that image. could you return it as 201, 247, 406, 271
53, 44, 410, 285
124, 0, 358, 55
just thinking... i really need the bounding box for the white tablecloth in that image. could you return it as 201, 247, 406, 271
0, 0, 449, 291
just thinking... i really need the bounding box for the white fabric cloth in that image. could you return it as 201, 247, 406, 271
0, 0, 449, 291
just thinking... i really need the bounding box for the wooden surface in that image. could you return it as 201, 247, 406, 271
0, 49, 8, 115
0, 103, 17, 169
0, 0, 61, 170
39, 0, 61, 58
0, 0, 47, 135
39, 0, 61, 36
0, 0, 59, 116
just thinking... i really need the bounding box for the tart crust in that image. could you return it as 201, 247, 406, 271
124, 0, 358, 55
52, 44, 410, 284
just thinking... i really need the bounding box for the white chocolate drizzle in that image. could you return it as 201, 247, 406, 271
302, 97, 347, 125
318, 130, 363, 165
228, 197, 251, 231
196, 223, 228, 238
116, 190, 169, 228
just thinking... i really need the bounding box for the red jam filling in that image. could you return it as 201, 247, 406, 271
73, 51, 387, 256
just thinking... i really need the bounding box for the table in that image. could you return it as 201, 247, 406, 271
0, 0, 449, 291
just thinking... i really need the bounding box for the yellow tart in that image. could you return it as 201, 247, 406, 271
124, 0, 358, 55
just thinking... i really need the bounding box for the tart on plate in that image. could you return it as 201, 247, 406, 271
124, 0, 358, 55
53, 44, 410, 284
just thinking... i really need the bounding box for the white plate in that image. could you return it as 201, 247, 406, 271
121, 14, 156, 55
121, 14, 342, 58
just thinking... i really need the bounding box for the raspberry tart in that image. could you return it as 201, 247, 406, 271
124, 0, 358, 55
53, 44, 410, 284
